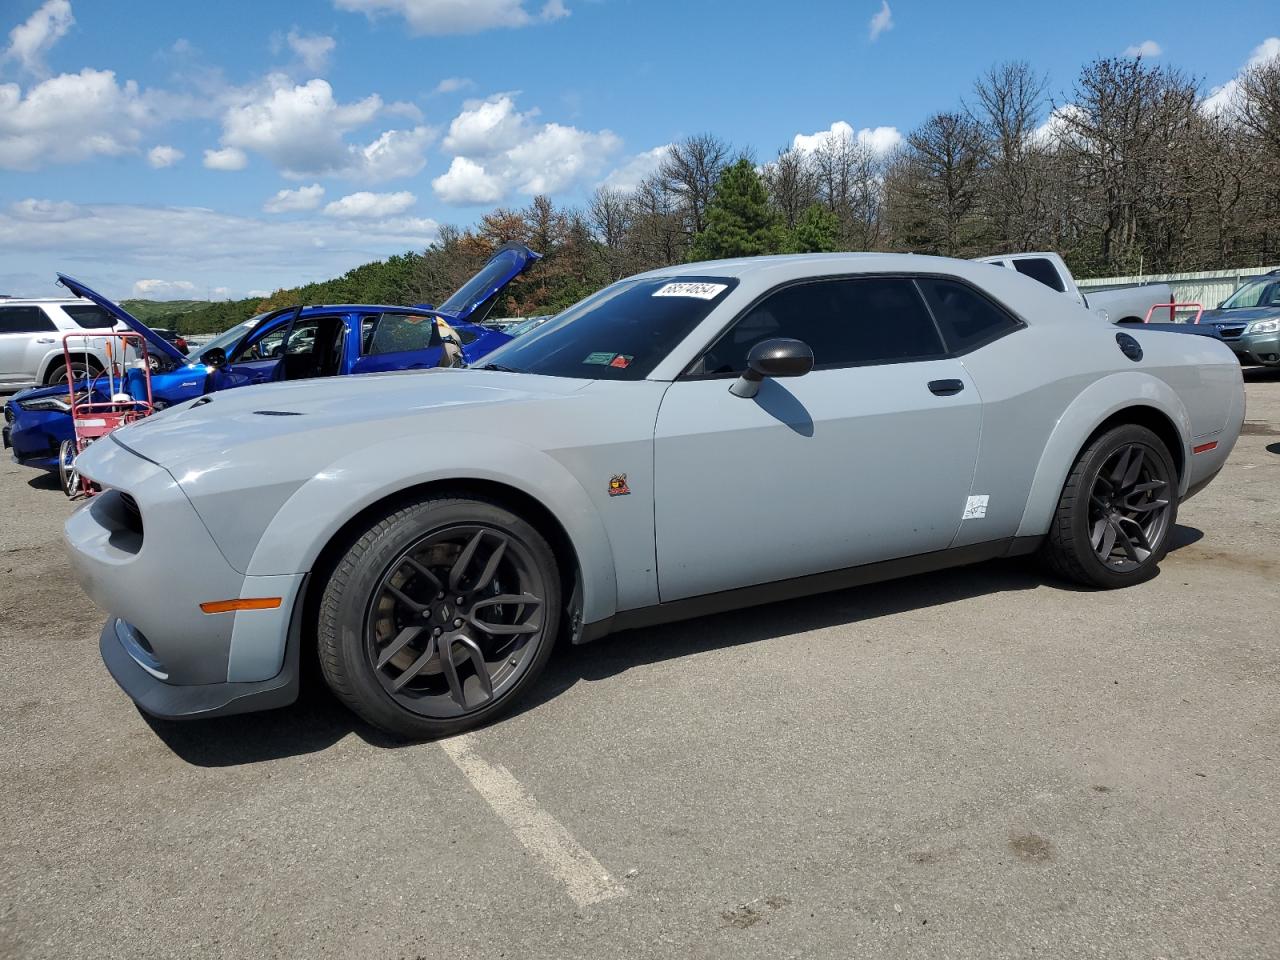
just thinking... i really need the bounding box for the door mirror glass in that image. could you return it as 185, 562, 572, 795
729, 338, 814, 398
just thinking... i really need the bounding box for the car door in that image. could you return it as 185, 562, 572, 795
652, 275, 982, 602
0, 306, 59, 384
209, 318, 292, 390
350, 312, 444, 374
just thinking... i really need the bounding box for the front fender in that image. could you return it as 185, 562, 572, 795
1015, 372, 1192, 538
244, 431, 620, 626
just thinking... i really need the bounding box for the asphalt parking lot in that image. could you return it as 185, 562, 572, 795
1, 374, 1278, 960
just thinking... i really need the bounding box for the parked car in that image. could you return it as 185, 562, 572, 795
151, 327, 190, 355
976, 252, 1174, 324
1171, 270, 1280, 367
0, 295, 133, 388
65, 252, 1243, 739
4, 244, 537, 470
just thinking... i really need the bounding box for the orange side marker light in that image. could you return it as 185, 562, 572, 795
199, 597, 283, 614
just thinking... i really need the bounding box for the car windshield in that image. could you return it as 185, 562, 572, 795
197, 314, 270, 360
474, 277, 738, 380
1220, 279, 1280, 310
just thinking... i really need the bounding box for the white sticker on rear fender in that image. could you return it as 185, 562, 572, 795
652, 282, 728, 300
962, 495, 989, 520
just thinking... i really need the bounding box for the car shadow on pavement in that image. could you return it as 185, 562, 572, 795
26, 471, 61, 491
144, 525, 1205, 766
1267, 442, 1280, 456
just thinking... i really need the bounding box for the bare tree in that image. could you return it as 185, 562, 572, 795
884, 112, 987, 256
659, 133, 732, 237
587, 186, 633, 280
762, 145, 818, 229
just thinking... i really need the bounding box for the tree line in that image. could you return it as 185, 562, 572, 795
168, 52, 1280, 336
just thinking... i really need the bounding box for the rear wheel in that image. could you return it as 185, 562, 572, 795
58, 440, 79, 497
46, 361, 94, 386
317, 495, 561, 739
1040, 424, 1178, 588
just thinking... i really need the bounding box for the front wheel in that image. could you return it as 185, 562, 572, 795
317, 495, 561, 739
58, 440, 80, 497
1040, 424, 1178, 588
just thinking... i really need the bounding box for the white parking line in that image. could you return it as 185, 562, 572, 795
439, 733, 625, 908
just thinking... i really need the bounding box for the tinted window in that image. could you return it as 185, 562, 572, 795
365, 313, 439, 356
478, 277, 738, 380
917, 277, 1022, 353
692, 277, 944, 376
0, 306, 57, 334
1012, 257, 1065, 292
62, 304, 116, 329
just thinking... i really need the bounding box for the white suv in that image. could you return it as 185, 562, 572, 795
0, 297, 132, 389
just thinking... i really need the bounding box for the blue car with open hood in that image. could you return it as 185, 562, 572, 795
4, 244, 538, 471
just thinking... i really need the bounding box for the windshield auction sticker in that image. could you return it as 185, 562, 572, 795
652, 282, 728, 300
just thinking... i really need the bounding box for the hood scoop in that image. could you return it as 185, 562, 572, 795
253, 410, 305, 417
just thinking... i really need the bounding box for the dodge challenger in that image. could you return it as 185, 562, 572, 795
64, 253, 1245, 739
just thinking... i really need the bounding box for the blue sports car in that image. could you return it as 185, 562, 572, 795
4, 244, 538, 472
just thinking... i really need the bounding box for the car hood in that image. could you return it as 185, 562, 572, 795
1200, 307, 1279, 325
56, 273, 189, 365
109, 368, 589, 472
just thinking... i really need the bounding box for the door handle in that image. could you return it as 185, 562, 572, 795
36, 338, 56, 344
927, 379, 965, 396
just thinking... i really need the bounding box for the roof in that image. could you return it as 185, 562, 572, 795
0, 296, 96, 305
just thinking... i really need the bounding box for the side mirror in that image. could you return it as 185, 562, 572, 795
729, 338, 814, 398
202, 346, 227, 369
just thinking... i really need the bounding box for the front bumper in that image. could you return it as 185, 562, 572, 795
100, 616, 300, 719
1224, 331, 1280, 366
64, 437, 306, 716
5, 405, 71, 471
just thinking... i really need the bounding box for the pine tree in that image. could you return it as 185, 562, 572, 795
689, 158, 785, 261
786, 203, 840, 253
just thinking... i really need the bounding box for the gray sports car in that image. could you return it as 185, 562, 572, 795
65, 254, 1245, 739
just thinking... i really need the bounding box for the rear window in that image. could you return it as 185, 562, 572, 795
62, 304, 116, 329
1012, 258, 1066, 292
917, 277, 1023, 353
477, 277, 738, 380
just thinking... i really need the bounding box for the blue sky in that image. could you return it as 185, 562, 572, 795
0, 0, 1276, 300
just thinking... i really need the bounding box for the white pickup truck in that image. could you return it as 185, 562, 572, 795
977, 252, 1172, 324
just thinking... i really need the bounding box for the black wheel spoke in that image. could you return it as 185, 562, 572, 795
401, 555, 443, 595
470, 593, 543, 636
386, 584, 425, 613
471, 538, 508, 594
1097, 520, 1117, 560
1109, 447, 1133, 487
376, 625, 423, 669
448, 530, 484, 592
390, 638, 439, 692
1112, 522, 1142, 563
1120, 447, 1145, 488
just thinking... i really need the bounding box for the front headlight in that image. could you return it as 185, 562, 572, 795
1249, 318, 1280, 334
18, 394, 75, 413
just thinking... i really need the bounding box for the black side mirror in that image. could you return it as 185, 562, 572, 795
202, 346, 227, 369
730, 338, 814, 398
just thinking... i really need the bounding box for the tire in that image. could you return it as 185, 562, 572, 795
1040, 424, 1178, 589
58, 440, 79, 497
317, 495, 561, 739
46, 361, 94, 386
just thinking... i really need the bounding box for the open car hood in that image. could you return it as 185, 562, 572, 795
434, 243, 541, 324
56, 273, 188, 365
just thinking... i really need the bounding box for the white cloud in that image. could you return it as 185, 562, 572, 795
1030, 103, 1084, 147
792, 120, 902, 157
4, 0, 73, 76
1123, 40, 1162, 58
263, 183, 325, 213
432, 156, 505, 204
246, 289, 271, 298
147, 144, 183, 168
1202, 37, 1280, 117
432, 93, 620, 204
868, 1, 892, 42
286, 30, 336, 73
333, 0, 570, 35
433, 76, 473, 95
1, 198, 441, 300
323, 190, 416, 218
0, 68, 154, 170
203, 145, 248, 170
601, 144, 671, 191
214, 74, 435, 180
131, 278, 197, 299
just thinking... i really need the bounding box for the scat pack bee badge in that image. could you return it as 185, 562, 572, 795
608, 474, 630, 497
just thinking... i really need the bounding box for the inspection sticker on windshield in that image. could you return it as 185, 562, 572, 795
652, 282, 728, 300
583, 351, 615, 365
962, 495, 989, 520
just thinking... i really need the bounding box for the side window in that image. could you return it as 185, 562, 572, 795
365, 313, 439, 356
917, 277, 1022, 353
0, 306, 57, 334
231, 324, 287, 362
61, 305, 116, 329
1012, 257, 1066, 293
693, 277, 945, 375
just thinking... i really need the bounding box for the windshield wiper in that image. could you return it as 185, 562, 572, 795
477, 362, 524, 373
